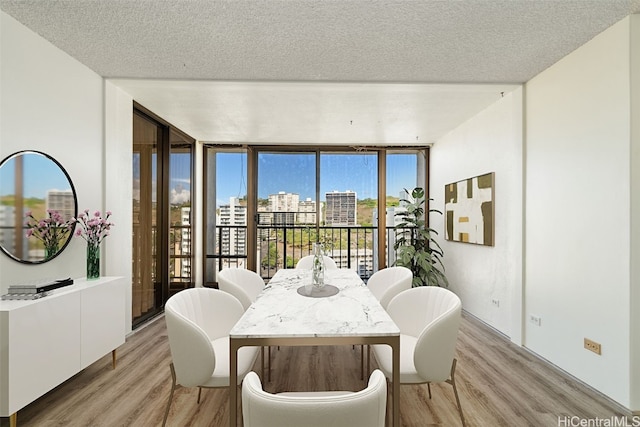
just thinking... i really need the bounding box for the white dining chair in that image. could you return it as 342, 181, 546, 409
162, 288, 260, 427
372, 286, 466, 426
367, 266, 413, 309
218, 267, 265, 311
361, 266, 413, 377
295, 254, 339, 269
242, 369, 387, 427
218, 267, 271, 379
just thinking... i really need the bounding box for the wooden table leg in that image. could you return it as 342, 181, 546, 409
112, 349, 117, 369
10, 412, 17, 427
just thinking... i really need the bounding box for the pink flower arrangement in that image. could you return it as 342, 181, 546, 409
24, 209, 75, 257
74, 210, 114, 245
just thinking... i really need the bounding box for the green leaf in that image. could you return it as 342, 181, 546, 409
392, 186, 448, 287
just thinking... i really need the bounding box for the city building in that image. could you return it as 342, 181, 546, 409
325, 190, 357, 226
0, 205, 16, 257
372, 193, 408, 271
180, 206, 191, 279
217, 197, 247, 266
268, 191, 298, 226
297, 197, 317, 224
46, 189, 75, 222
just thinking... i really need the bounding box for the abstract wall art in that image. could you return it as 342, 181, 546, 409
445, 172, 494, 246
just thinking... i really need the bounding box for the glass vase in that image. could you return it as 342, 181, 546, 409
44, 242, 59, 260
311, 243, 325, 289
86, 242, 100, 280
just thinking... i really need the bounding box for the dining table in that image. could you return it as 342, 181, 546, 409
229, 267, 401, 427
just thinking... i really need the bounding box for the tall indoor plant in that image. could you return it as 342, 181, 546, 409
393, 187, 448, 287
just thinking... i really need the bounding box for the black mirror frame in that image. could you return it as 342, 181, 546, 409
0, 150, 78, 264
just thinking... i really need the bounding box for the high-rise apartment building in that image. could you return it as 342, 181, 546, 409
180, 207, 191, 279
325, 190, 357, 226
297, 197, 318, 224
373, 203, 407, 271
217, 197, 247, 264
0, 205, 17, 257
269, 191, 299, 212
268, 192, 298, 225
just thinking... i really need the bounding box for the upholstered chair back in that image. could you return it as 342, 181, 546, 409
387, 286, 462, 383
218, 268, 265, 310
367, 266, 413, 309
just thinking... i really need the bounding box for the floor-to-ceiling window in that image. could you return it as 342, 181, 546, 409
256, 151, 317, 277
203, 145, 426, 286
319, 151, 377, 277
168, 130, 194, 296
132, 110, 161, 326
132, 106, 194, 327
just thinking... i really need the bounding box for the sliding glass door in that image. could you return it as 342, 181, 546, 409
319, 152, 377, 276
202, 147, 249, 287
256, 151, 316, 276
132, 107, 194, 328
255, 149, 380, 280
132, 111, 162, 326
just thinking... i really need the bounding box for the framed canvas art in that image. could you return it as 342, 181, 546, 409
445, 172, 494, 246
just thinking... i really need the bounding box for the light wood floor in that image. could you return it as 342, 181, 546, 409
2, 312, 630, 427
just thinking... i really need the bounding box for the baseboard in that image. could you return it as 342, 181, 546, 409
125, 311, 164, 339
461, 309, 634, 416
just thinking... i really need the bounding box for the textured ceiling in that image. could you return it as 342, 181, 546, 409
2, 0, 640, 82
2, 0, 639, 144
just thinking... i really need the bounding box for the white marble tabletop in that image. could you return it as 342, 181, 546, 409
230, 268, 400, 339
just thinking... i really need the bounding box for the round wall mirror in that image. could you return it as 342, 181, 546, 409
0, 150, 78, 264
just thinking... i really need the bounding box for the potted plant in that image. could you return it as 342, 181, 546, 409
393, 187, 448, 287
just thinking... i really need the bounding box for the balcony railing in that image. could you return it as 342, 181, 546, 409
257, 224, 377, 280
207, 223, 404, 284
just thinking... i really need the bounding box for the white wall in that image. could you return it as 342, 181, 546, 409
525, 17, 632, 408
0, 11, 133, 334
104, 82, 134, 332
431, 15, 639, 411
0, 11, 103, 287
430, 88, 524, 343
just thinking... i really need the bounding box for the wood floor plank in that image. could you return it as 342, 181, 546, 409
1, 312, 630, 427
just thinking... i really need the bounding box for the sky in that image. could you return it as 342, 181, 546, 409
216, 152, 417, 207
0, 152, 74, 199
2, 151, 417, 209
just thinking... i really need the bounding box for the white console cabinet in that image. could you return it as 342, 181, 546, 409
0, 276, 126, 425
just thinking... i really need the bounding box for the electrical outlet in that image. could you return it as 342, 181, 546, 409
584, 338, 602, 355
529, 315, 542, 326
491, 299, 500, 307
